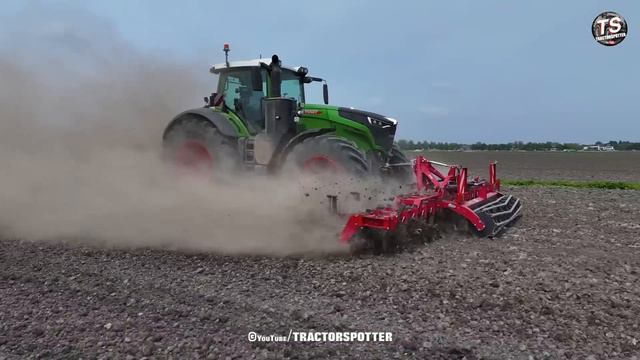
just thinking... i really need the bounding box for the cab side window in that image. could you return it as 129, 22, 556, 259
219, 69, 267, 130
281, 71, 304, 104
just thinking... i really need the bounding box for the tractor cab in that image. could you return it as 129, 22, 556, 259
211, 63, 304, 131
209, 46, 327, 133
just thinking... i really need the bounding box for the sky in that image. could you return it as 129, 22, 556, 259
1, 0, 638, 143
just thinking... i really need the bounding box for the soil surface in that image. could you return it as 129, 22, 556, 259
419, 151, 640, 182
1, 187, 639, 359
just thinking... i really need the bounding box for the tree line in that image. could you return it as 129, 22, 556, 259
395, 140, 640, 151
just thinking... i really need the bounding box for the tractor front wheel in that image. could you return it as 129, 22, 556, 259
288, 135, 370, 178
386, 144, 413, 183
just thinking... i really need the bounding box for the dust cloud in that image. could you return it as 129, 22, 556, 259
0, 4, 347, 255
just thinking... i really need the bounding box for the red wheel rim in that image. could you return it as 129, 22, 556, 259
175, 140, 213, 175
302, 155, 342, 174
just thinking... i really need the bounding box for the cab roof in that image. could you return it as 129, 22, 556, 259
210, 59, 302, 74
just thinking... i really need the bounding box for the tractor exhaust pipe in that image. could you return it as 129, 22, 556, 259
269, 54, 282, 97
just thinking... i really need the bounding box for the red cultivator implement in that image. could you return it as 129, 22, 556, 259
340, 156, 522, 252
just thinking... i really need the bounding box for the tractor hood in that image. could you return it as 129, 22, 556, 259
300, 104, 398, 151
337, 107, 397, 150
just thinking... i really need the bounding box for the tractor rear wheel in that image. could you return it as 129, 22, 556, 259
162, 115, 238, 177
288, 134, 369, 177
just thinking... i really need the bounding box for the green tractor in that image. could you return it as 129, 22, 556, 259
162, 45, 410, 181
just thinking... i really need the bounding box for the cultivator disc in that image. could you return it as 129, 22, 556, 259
340, 156, 522, 252
349, 217, 442, 254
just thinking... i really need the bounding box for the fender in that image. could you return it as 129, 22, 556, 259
267, 127, 334, 172
163, 108, 240, 139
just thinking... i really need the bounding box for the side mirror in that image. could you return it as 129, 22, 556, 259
251, 67, 263, 92
323, 83, 329, 105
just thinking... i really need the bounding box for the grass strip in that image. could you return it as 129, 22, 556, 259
502, 179, 640, 190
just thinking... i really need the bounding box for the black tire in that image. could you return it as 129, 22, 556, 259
471, 211, 497, 238
287, 134, 370, 177
162, 115, 239, 175
387, 144, 413, 183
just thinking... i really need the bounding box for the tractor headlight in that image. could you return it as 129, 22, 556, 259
367, 116, 393, 129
